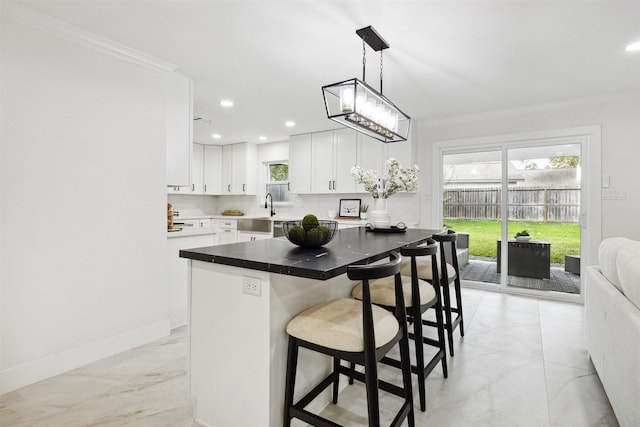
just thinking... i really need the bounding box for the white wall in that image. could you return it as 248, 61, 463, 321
0, 12, 170, 393
416, 91, 640, 261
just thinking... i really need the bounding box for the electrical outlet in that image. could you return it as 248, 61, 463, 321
242, 276, 261, 296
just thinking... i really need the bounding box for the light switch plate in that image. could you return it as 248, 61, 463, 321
602, 189, 626, 200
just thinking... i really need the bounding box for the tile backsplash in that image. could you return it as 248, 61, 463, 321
168, 192, 420, 226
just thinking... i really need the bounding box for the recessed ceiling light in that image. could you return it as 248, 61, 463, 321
220, 99, 234, 108
258, 136, 268, 141
211, 133, 221, 139
626, 40, 640, 52
285, 121, 295, 127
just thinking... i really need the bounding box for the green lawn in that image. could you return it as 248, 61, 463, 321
444, 219, 580, 264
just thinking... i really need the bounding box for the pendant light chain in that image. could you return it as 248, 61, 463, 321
362, 39, 367, 81
380, 50, 384, 95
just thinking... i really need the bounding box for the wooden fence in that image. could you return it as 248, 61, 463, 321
443, 187, 581, 223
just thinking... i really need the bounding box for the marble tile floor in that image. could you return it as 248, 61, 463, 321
1, 287, 618, 427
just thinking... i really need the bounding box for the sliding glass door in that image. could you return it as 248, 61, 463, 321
442, 142, 582, 298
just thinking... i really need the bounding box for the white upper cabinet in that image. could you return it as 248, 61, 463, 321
166, 72, 193, 187
221, 145, 233, 194
309, 129, 358, 193
171, 143, 223, 195
290, 129, 359, 194
222, 143, 257, 195
310, 131, 335, 193
203, 145, 222, 195
192, 143, 204, 193
288, 134, 312, 194
332, 129, 358, 193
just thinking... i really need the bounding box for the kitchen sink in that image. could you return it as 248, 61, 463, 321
237, 217, 272, 233
272, 221, 285, 237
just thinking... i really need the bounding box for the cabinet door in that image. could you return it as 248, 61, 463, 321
232, 143, 257, 194
217, 228, 238, 244
192, 143, 204, 194
333, 128, 358, 193
357, 134, 384, 193
221, 145, 233, 194
311, 131, 335, 193
166, 72, 193, 187
203, 145, 222, 195
288, 134, 312, 193
167, 185, 186, 194
237, 232, 271, 242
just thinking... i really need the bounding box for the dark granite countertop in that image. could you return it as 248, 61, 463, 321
179, 227, 442, 280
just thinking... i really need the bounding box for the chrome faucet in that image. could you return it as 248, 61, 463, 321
265, 193, 276, 217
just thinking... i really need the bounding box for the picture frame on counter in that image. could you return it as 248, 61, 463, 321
338, 198, 361, 218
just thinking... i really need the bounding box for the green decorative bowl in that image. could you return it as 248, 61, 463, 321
282, 220, 338, 248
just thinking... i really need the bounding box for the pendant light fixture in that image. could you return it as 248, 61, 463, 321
322, 26, 410, 143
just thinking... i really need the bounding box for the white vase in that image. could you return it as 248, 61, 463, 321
370, 198, 391, 229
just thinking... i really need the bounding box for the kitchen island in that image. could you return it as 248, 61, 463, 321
180, 227, 440, 427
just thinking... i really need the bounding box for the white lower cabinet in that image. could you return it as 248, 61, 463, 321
237, 231, 271, 242
199, 218, 212, 228
216, 219, 238, 244
218, 228, 237, 244
167, 233, 217, 329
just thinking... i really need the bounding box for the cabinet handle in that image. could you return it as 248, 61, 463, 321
228, 184, 231, 192
243, 184, 246, 192
204, 184, 207, 192
192, 184, 195, 192
329, 180, 332, 191
333, 180, 336, 190
288, 183, 290, 191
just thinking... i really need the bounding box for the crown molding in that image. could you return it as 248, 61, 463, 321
420, 89, 640, 128
1, 2, 178, 74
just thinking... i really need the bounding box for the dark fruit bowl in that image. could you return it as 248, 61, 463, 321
282, 220, 338, 248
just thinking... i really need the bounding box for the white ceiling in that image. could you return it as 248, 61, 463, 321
14, 0, 640, 145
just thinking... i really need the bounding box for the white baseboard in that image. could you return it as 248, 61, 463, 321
170, 308, 187, 330
0, 319, 171, 395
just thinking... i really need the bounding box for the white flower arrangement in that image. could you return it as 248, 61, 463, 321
350, 158, 419, 199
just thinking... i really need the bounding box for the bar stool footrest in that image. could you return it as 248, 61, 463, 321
296, 373, 335, 409
290, 406, 342, 427
338, 363, 406, 398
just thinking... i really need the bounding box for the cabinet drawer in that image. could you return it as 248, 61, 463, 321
218, 219, 237, 229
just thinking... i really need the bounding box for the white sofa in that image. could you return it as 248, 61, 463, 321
585, 237, 640, 426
